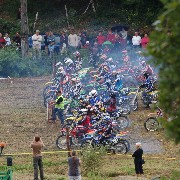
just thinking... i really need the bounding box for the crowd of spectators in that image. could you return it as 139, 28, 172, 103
0, 29, 150, 57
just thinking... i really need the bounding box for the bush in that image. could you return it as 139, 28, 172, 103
81, 146, 106, 176
0, 47, 52, 77
0, 18, 19, 35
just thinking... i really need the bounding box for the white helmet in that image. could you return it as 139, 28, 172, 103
73, 51, 80, 57
107, 58, 113, 62
58, 66, 64, 71
55, 61, 62, 67
141, 61, 146, 66
89, 90, 97, 97
64, 58, 73, 66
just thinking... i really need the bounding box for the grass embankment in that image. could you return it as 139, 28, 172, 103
0, 152, 180, 180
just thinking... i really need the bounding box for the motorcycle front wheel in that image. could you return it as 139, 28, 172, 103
144, 117, 159, 131
112, 141, 128, 154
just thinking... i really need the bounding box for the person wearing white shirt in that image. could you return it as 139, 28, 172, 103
68, 29, 78, 51
32, 30, 42, 59
4, 33, 11, 46
132, 32, 141, 49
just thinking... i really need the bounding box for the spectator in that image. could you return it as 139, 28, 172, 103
77, 32, 82, 49
60, 31, 68, 51
80, 32, 88, 48
44, 31, 49, 52
141, 33, 150, 48
96, 31, 106, 46
106, 30, 115, 44
0, 33, 6, 48
12, 32, 21, 47
89, 29, 97, 46
47, 31, 55, 55
68, 29, 78, 51
30, 135, 45, 180
114, 32, 121, 50
32, 30, 42, 59
132, 142, 144, 178
4, 33, 11, 46
68, 150, 81, 180
132, 32, 141, 49
120, 28, 128, 49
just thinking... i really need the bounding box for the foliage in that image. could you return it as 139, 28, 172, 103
81, 146, 106, 176
0, 48, 52, 77
160, 171, 180, 180
1, 0, 163, 34
0, 18, 19, 35
148, 0, 180, 143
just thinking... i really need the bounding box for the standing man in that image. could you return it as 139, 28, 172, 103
96, 31, 106, 47
12, 32, 21, 48
120, 28, 128, 49
132, 32, 141, 49
32, 30, 42, 59
51, 90, 64, 126
47, 31, 55, 56
68, 29, 78, 51
30, 135, 45, 180
0, 33, 6, 48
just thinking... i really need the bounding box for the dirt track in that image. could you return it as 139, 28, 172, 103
0, 77, 164, 155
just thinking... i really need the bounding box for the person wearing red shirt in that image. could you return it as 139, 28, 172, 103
0, 33, 6, 48
96, 31, 106, 46
106, 30, 115, 44
141, 34, 150, 48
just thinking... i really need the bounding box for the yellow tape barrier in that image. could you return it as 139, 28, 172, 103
1, 150, 178, 160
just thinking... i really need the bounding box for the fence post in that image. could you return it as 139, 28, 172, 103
66, 127, 71, 157
47, 102, 49, 122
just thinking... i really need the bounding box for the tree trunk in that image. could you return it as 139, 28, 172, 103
20, 0, 29, 58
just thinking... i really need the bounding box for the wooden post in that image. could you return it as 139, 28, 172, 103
65, 5, 70, 28
66, 127, 71, 157
20, 0, 29, 57
52, 57, 56, 78
33, 12, 38, 32
47, 102, 49, 122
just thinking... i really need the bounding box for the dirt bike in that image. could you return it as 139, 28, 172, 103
131, 87, 158, 109
144, 106, 163, 131
80, 125, 128, 154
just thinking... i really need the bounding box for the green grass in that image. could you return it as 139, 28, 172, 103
1, 153, 179, 179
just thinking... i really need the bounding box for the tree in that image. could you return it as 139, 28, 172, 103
20, 0, 29, 57
148, 0, 180, 143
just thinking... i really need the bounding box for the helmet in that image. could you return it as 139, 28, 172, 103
71, 77, 80, 82
100, 54, 107, 60
73, 51, 80, 57
122, 50, 128, 53
71, 78, 77, 82
55, 61, 62, 67
107, 58, 113, 62
141, 61, 146, 66
110, 92, 116, 98
86, 41, 90, 44
143, 72, 149, 79
58, 66, 64, 71
89, 90, 97, 97
64, 58, 73, 66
